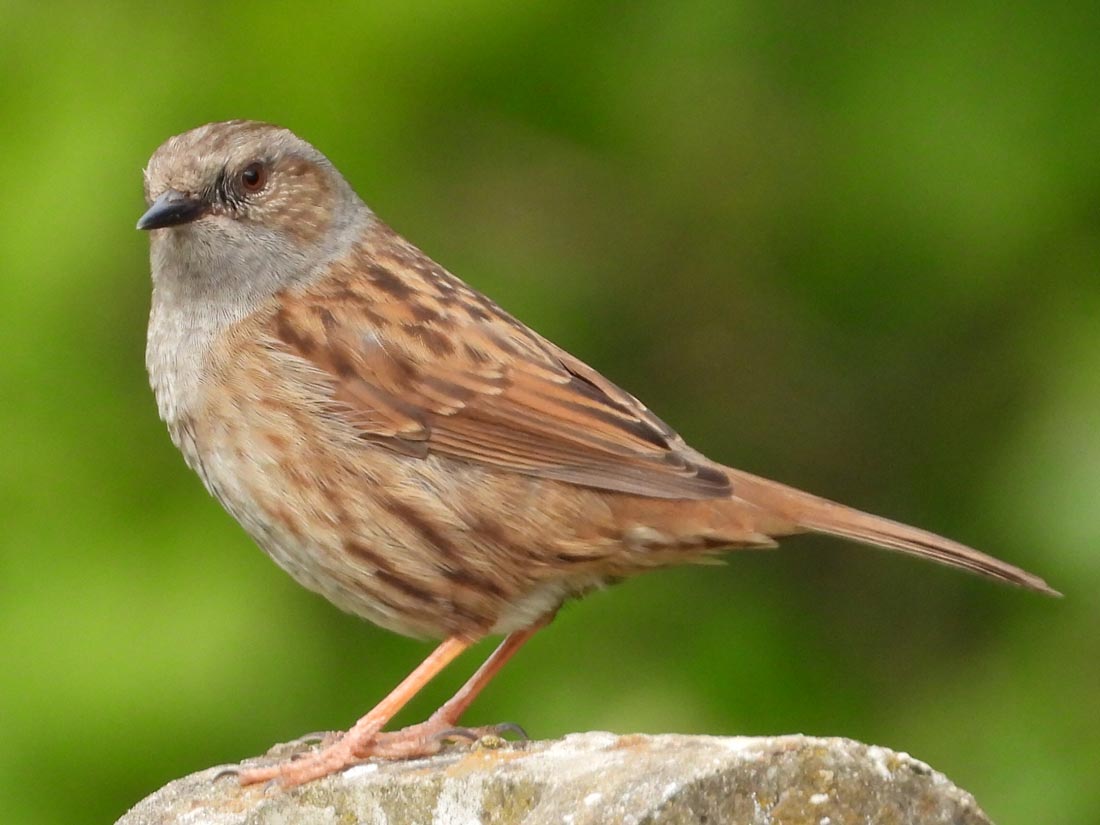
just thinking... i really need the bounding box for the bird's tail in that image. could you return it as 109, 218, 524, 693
722, 466, 1059, 596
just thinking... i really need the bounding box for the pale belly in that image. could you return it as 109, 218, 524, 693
168, 382, 621, 640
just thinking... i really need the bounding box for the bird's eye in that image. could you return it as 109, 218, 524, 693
239, 162, 267, 193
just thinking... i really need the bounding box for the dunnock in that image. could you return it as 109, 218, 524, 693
138, 120, 1056, 786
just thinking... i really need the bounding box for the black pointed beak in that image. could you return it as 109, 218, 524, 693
136, 189, 208, 230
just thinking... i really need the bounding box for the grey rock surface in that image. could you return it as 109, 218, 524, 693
116, 732, 993, 825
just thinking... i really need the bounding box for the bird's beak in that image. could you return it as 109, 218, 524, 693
136, 189, 208, 230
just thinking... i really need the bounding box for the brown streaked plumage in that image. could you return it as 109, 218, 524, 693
138, 120, 1057, 787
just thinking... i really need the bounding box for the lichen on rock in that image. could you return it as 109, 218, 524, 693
116, 732, 993, 825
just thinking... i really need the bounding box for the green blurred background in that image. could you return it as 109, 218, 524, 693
2, 2, 1097, 823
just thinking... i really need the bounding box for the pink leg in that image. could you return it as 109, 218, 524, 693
236, 624, 546, 787
367, 624, 542, 758
237, 636, 470, 786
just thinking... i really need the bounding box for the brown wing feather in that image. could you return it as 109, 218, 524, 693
267, 226, 730, 500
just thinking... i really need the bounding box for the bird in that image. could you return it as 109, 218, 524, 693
137, 120, 1057, 787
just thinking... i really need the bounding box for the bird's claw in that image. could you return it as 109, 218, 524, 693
431, 721, 528, 744
211, 766, 240, 783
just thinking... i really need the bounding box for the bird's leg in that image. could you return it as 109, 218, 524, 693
366, 624, 542, 759
236, 636, 470, 787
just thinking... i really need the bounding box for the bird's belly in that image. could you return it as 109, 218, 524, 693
177, 378, 625, 640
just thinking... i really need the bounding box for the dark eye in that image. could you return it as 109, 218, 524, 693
239, 162, 267, 193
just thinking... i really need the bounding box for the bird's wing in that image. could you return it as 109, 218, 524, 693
265, 229, 731, 500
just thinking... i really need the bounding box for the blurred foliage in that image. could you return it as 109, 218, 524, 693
1, 2, 1097, 823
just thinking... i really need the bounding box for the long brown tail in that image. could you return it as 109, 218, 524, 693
723, 467, 1060, 596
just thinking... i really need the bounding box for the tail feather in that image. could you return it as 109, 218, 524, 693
723, 467, 1060, 596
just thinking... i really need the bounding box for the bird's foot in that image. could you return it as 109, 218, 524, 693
368, 719, 528, 759
235, 732, 363, 788
234, 718, 527, 788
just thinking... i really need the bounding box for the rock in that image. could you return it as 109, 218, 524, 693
116, 732, 993, 825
